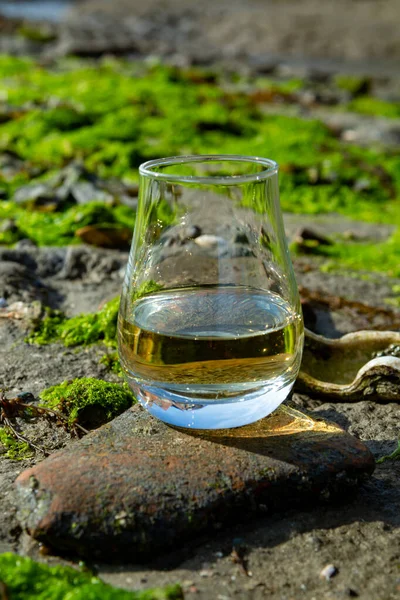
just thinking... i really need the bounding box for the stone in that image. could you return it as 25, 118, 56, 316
320, 564, 339, 580
13, 183, 54, 207
15, 404, 375, 561
0, 261, 43, 303
75, 225, 132, 249
194, 234, 227, 249
70, 181, 113, 205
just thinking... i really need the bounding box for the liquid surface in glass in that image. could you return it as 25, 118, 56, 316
118, 286, 303, 397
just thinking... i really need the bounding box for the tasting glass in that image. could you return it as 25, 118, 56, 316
118, 155, 304, 429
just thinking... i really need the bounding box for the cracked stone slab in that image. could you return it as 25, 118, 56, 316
15, 404, 375, 561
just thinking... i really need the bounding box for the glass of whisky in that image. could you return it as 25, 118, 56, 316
118, 155, 304, 429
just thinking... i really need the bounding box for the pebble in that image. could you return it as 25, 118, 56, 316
199, 569, 213, 578
75, 224, 132, 249
70, 181, 113, 205
320, 564, 339, 580
194, 235, 227, 249
14, 183, 52, 206
12, 163, 137, 211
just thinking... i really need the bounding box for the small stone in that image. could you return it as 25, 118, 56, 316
14, 239, 37, 250
75, 225, 131, 249
194, 235, 227, 249
320, 564, 339, 580
15, 406, 375, 561
0, 218, 18, 233
199, 569, 213, 578
0, 300, 42, 320
0, 261, 42, 303
15, 392, 35, 403
70, 181, 113, 205
353, 178, 371, 193
14, 183, 54, 206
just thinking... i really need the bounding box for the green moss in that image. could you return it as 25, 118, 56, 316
0, 428, 33, 460
28, 281, 166, 350
333, 75, 370, 96
100, 352, 123, 376
315, 228, 400, 278
39, 378, 135, 427
27, 296, 120, 347
0, 553, 183, 599
253, 76, 305, 94
0, 55, 34, 76
348, 96, 400, 119
0, 55, 400, 271
0, 201, 136, 247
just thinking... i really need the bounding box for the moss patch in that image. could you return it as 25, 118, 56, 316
39, 378, 135, 428
0, 553, 183, 599
27, 296, 120, 347
333, 74, 371, 96
0, 428, 33, 460
314, 228, 400, 279
100, 351, 123, 375
0, 56, 398, 223
348, 96, 400, 119
0, 201, 136, 247
28, 283, 165, 349
0, 55, 400, 274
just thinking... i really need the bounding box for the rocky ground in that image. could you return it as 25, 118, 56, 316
0, 1, 400, 599
1, 233, 399, 599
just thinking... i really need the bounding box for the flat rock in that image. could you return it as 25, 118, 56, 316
15, 404, 375, 561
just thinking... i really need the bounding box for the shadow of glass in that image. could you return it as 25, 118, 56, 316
173, 404, 373, 471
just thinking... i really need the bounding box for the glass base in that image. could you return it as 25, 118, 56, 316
129, 380, 295, 429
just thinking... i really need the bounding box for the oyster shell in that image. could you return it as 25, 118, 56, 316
297, 329, 400, 402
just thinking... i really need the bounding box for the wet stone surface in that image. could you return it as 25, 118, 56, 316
15, 404, 374, 560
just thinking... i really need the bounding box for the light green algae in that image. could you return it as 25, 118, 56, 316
0, 553, 183, 599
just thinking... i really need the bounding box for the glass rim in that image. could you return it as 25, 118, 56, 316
139, 154, 279, 185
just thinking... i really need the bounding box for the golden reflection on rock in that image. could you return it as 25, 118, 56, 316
173, 404, 341, 440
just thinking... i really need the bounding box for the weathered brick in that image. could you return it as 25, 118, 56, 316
15, 405, 375, 560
